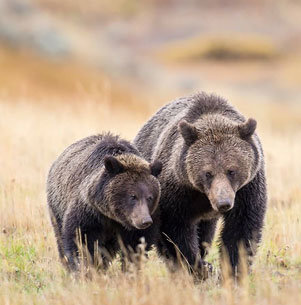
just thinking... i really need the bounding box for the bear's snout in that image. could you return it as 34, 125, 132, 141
132, 215, 153, 230
207, 176, 235, 213
130, 203, 153, 230
136, 216, 153, 229
216, 199, 233, 213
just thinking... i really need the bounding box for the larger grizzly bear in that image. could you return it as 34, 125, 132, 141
47, 133, 162, 271
134, 92, 267, 277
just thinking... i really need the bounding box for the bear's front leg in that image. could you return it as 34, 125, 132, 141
62, 207, 113, 272
119, 225, 157, 272
220, 171, 267, 278
198, 219, 218, 258
159, 218, 210, 279
61, 206, 84, 272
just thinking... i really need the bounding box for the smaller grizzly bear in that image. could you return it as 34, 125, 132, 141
47, 133, 162, 271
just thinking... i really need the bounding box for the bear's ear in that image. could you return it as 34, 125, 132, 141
238, 118, 257, 140
150, 160, 162, 177
178, 120, 198, 146
104, 156, 124, 175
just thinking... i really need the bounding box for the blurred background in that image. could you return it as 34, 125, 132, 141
1, 0, 301, 105
1, 0, 301, 199
1, 0, 301, 185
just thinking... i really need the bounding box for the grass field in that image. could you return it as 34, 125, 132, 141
0, 49, 300, 305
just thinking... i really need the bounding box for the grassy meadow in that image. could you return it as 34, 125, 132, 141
0, 47, 301, 305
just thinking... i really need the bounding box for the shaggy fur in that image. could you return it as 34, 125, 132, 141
47, 133, 162, 271
134, 92, 267, 277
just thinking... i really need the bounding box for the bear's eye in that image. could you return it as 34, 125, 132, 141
205, 172, 213, 179
227, 170, 235, 177
130, 195, 137, 201
147, 196, 153, 202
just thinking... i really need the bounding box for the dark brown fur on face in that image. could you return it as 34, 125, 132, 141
134, 93, 267, 279
82, 153, 161, 230
47, 133, 162, 272
181, 114, 258, 213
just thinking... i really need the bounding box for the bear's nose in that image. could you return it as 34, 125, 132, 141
217, 200, 233, 213
139, 216, 153, 229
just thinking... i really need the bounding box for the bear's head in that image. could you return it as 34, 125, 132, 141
178, 115, 259, 213
97, 154, 162, 230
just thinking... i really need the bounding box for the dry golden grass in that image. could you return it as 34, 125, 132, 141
0, 49, 300, 305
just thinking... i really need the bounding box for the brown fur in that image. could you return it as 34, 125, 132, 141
134, 93, 267, 278
47, 133, 162, 271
